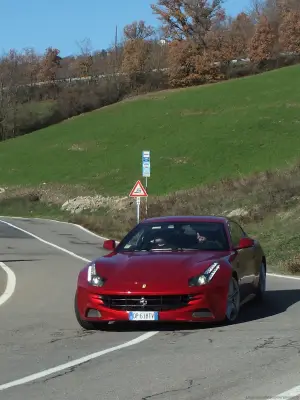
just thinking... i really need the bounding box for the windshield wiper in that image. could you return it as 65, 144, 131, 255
149, 248, 174, 251
175, 248, 199, 251
122, 248, 200, 253
149, 248, 198, 252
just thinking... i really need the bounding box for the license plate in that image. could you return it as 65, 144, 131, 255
128, 311, 158, 321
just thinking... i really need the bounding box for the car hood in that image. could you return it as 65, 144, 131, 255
94, 251, 229, 292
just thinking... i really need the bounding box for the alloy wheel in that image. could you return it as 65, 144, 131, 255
225, 277, 240, 322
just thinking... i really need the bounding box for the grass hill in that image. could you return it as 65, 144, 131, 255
1, 64, 300, 274
1, 64, 300, 196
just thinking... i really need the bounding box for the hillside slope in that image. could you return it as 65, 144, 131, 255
0, 65, 300, 196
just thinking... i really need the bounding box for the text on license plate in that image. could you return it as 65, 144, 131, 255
129, 311, 158, 321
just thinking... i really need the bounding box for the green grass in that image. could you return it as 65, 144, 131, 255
1, 65, 300, 195
246, 207, 300, 274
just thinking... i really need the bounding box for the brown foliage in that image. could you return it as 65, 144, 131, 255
206, 28, 234, 64
151, 0, 225, 49
167, 40, 201, 87
279, 9, 300, 53
70, 55, 93, 78
194, 50, 224, 82
248, 15, 278, 63
123, 21, 155, 40
167, 40, 223, 87
38, 47, 61, 82
230, 12, 254, 58
121, 39, 152, 76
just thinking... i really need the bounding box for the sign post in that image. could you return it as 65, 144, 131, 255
136, 197, 141, 224
129, 180, 148, 224
142, 150, 150, 216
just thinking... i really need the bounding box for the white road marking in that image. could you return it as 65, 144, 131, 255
266, 272, 300, 280
0, 331, 158, 391
0, 219, 90, 263
0, 215, 119, 242
74, 222, 119, 241
267, 384, 300, 399
0, 218, 159, 391
0, 262, 16, 307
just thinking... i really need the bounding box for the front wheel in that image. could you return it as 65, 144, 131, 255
224, 276, 240, 324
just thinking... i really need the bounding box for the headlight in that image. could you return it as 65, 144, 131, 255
188, 263, 220, 287
87, 263, 105, 287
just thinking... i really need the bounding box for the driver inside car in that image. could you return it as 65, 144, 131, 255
146, 230, 172, 250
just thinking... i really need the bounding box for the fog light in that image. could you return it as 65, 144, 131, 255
87, 309, 102, 318
192, 309, 212, 318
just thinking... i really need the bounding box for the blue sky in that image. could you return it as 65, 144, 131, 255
0, 0, 250, 57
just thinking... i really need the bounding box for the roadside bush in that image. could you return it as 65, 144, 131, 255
281, 255, 300, 275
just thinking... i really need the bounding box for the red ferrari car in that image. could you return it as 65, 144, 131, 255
75, 216, 266, 330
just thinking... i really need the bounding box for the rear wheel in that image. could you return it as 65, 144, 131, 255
74, 293, 102, 331
224, 276, 240, 324
254, 261, 266, 302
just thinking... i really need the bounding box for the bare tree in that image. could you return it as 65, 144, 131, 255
0, 57, 8, 140
123, 21, 155, 40
149, 39, 169, 71
75, 38, 94, 77
247, 0, 266, 22
1, 50, 23, 138
121, 38, 152, 89
22, 47, 40, 87
229, 12, 254, 59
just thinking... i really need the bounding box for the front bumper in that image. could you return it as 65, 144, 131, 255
76, 286, 228, 323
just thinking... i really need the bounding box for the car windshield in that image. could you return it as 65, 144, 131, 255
117, 221, 230, 252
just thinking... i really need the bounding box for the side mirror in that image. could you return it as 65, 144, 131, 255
235, 237, 255, 250
103, 239, 116, 251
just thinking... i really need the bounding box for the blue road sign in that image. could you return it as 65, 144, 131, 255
142, 151, 150, 177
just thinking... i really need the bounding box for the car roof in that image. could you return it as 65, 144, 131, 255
141, 215, 228, 224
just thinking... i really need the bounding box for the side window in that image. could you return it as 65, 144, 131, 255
228, 221, 245, 247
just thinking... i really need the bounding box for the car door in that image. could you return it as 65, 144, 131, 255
228, 220, 254, 300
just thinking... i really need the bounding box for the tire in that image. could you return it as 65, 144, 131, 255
254, 261, 266, 302
74, 293, 101, 331
224, 276, 241, 324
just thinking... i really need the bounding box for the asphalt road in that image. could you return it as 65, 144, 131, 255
1, 217, 300, 400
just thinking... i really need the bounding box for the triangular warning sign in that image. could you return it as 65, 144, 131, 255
129, 180, 148, 197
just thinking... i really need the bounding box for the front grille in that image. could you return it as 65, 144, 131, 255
101, 294, 192, 311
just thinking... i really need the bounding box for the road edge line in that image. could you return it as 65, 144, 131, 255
0, 262, 16, 307
267, 384, 300, 399
0, 219, 90, 263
